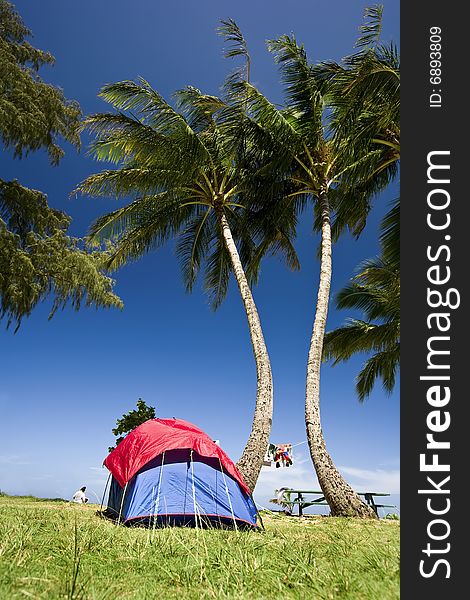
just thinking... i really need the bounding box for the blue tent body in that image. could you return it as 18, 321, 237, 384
106, 448, 258, 529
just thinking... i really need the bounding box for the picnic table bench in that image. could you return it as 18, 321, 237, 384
271, 488, 395, 517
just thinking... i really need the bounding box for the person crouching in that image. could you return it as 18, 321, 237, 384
72, 486, 89, 504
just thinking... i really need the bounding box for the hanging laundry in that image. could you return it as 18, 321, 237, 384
263, 443, 294, 467
273, 443, 293, 468
263, 443, 277, 466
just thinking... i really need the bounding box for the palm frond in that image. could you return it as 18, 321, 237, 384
267, 35, 326, 141
176, 206, 214, 292
323, 319, 399, 362
354, 4, 384, 50
73, 168, 172, 199
218, 18, 249, 61
203, 224, 232, 310
87, 192, 174, 244
174, 87, 225, 133
242, 82, 301, 153
101, 212, 172, 271
98, 79, 210, 165
379, 198, 399, 269
217, 18, 251, 83
356, 344, 399, 401
82, 112, 174, 166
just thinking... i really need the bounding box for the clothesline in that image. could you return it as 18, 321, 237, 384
215, 438, 308, 448
269, 440, 307, 448
291, 440, 308, 448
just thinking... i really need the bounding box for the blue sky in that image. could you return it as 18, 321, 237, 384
1, 0, 399, 511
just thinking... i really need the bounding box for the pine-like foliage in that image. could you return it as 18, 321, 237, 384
0, 1, 122, 330
0, 181, 122, 330
0, 0, 81, 162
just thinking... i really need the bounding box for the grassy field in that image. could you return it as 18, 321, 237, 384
0, 494, 399, 599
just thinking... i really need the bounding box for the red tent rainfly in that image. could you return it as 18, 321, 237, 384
104, 418, 251, 495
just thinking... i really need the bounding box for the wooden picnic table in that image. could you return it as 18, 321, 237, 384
272, 488, 394, 517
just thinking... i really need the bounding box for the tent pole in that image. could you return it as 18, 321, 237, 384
99, 472, 111, 516
218, 458, 238, 531
153, 451, 165, 531
183, 454, 190, 518
190, 450, 201, 529
251, 494, 265, 530
118, 482, 128, 525
147, 486, 156, 544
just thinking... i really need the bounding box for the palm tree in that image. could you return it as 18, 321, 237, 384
74, 78, 277, 492
224, 32, 381, 516
323, 200, 399, 400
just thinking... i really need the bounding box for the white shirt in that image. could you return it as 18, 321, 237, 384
72, 490, 86, 503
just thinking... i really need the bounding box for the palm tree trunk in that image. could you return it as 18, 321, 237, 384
305, 193, 376, 518
217, 209, 273, 492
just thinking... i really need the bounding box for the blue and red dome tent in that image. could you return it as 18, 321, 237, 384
102, 418, 259, 529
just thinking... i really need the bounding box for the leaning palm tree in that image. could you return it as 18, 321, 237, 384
219, 8, 399, 516
74, 78, 279, 492
323, 200, 399, 400
223, 33, 382, 516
